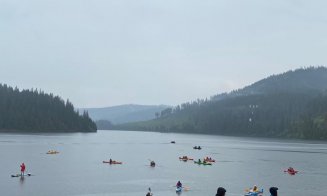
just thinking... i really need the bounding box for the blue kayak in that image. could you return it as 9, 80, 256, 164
176, 186, 182, 193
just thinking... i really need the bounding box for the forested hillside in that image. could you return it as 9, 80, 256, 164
0, 84, 97, 132
116, 67, 327, 140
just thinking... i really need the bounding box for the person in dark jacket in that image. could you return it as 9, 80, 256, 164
216, 187, 226, 196
269, 187, 278, 196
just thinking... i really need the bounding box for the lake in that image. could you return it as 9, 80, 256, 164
1, 130, 326, 196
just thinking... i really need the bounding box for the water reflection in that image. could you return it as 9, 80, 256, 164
19, 176, 25, 187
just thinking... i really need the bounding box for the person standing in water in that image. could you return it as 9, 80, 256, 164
20, 163, 26, 176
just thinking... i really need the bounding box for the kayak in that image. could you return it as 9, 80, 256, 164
11, 173, 32, 177
103, 161, 122, 164
245, 189, 263, 196
176, 186, 182, 193
284, 170, 298, 175
204, 159, 215, 163
193, 146, 202, 150
194, 161, 212, 165
245, 190, 263, 196
179, 157, 194, 161
46, 151, 59, 154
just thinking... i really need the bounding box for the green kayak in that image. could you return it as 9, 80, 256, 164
194, 161, 212, 165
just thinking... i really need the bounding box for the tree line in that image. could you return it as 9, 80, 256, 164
0, 84, 97, 132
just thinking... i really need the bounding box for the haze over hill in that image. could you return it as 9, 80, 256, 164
82, 104, 169, 125
116, 67, 327, 140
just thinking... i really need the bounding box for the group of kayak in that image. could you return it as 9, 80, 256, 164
179, 155, 216, 166
145, 184, 278, 196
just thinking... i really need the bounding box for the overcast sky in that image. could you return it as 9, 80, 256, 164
1, 0, 327, 108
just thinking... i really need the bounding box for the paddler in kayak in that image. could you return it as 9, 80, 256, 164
176, 181, 182, 188
20, 163, 26, 176
215, 187, 226, 196
146, 187, 153, 196
269, 187, 278, 196
288, 167, 295, 173
109, 159, 113, 164
150, 161, 155, 167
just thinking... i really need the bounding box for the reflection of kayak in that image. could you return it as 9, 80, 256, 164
194, 161, 212, 165
103, 161, 122, 164
176, 186, 182, 193
46, 150, 59, 154
11, 173, 32, 177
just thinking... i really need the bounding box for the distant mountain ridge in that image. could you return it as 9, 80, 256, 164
115, 67, 327, 140
82, 104, 169, 125
212, 67, 327, 100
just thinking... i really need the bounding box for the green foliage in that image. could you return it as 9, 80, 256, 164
0, 84, 97, 132
116, 67, 327, 140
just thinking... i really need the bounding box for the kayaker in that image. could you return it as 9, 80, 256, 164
215, 187, 226, 196
109, 159, 113, 164
146, 187, 152, 196
176, 181, 182, 188
150, 161, 155, 167
20, 163, 26, 176
252, 185, 258, 192
269, 187, 278, 196
288, 167, 294, 173
198, 159, 201, 163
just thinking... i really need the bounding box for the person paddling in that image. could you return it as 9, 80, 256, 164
269, 187, 278, 196
20, 163, 26, 176
146, 187, 153, 196
176, 181, 182, 188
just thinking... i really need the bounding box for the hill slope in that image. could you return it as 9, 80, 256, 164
0, 84, 97, 132
116, 67, 327, 140
82, 104, 169, 124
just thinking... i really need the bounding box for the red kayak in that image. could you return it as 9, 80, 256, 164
284, 169, 298, 175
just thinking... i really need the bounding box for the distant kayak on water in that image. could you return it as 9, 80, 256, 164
103, 161, 122, 164
194, 160, 212, 165
284, 167, 298, 175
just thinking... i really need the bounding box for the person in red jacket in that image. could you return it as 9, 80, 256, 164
20, 163, 26, 176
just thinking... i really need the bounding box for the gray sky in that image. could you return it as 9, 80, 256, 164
1, 0, 327, 108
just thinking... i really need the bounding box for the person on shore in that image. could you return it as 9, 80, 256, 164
269, 187, 278, 196
20, 163, 25, 176
215, 187, 226, 196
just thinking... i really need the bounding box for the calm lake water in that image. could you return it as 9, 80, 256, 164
1, 130, 327, 196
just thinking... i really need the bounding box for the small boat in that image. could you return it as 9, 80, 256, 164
103, 161, 122, 164
150, 161, 156, 167
203, 158, 215, 163
193, 146, 202, 150
244, 187, 263, 196
46, 150, 59, 154
179, 156, 194, 161
176, 186, 182, 193
171, 141, 176, 144
194, 161, 212, 165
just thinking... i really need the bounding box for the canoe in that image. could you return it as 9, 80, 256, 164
103, 161, 122, 164
194, 161, 212, 165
